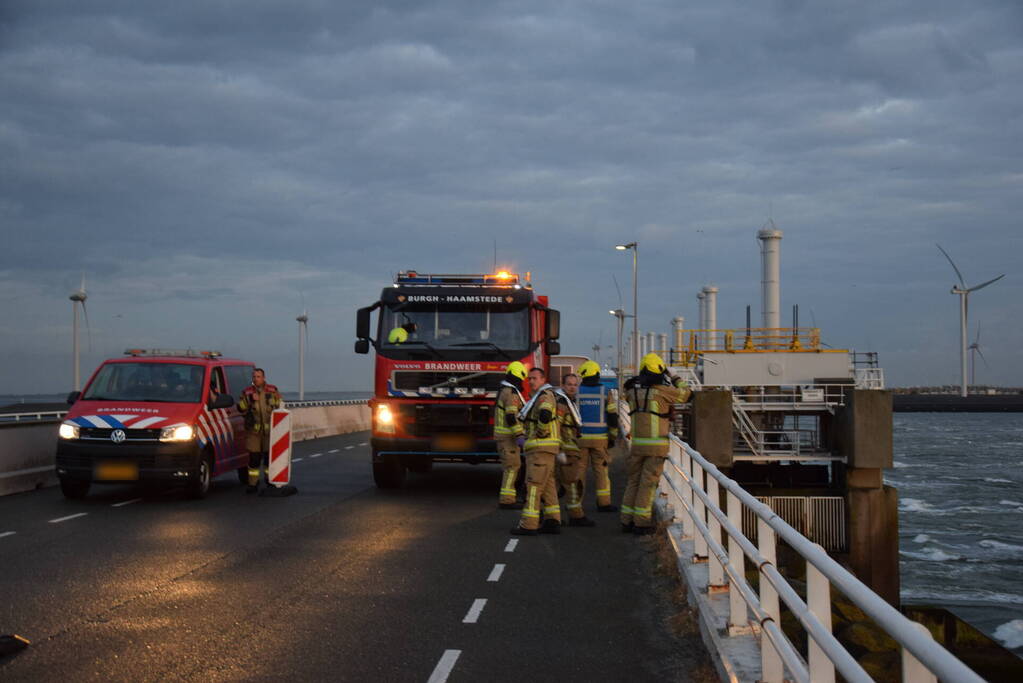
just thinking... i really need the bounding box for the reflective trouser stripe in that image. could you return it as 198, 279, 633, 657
632, 438, 669, 446
621, 505, 635, 514
525, 438, 560, 449
596, 488, 610, 495
522, 485, 539, 517
543, 505, 561, 515
247, 467, 260, 485
500, 470, 517, 497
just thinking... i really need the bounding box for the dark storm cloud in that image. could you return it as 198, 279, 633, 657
2, 0, 1022, 393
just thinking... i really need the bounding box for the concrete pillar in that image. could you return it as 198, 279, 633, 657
703, 285, 718, 350
692, 389, 733, 468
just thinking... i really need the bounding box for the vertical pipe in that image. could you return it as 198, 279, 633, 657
633, 247, 639, 375
807, 547, 836, 683
681, 449, 694, 539
758, 518, 784, 682
616, 314, 624, 388
298, 323, 305, 401
693, 461, 708, 559
902, 622, 939, 683
758, 226, 783, 331
707, 477, 724, 587
726, 492, 747, 633
704, 285, 718, 350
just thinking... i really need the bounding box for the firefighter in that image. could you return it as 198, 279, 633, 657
621, 353, 691, 534
573, 360, 620, 515
494, 361, 527, 509
511, 367, 562, 536
556, 373, 594, 527
238, 367, 283, 493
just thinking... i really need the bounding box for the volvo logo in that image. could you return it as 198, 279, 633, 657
110, 429, 126, 444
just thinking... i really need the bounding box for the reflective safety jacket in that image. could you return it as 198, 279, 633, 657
555, 393, 580, 453
238, 384, 282, 452
626, 378, 690, 456
577, 383, 619, 445
522, 387, 560, 454
494, 385, 525, 440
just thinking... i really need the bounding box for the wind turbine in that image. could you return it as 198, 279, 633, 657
69, 275, 89, 391
936, 244, 1004, 398
968, 322, 988, 388
296, 308, 309, 400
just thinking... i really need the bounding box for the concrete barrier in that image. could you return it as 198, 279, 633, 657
0, 422, 60, 496
0, 404, 371, 497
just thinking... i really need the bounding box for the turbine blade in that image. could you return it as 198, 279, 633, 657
976, 348, 989, 368
612, 274, 623, 310
936, 244, 966, 288
967, 274, 1005, 293
975, 321, 981, 345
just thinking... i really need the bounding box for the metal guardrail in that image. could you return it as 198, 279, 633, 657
617, 401, 982, 683
283, 399, 370, 408
0, 410, 67, 424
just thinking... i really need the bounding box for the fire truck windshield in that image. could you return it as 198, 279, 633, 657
380, 304, 530, 357
82, 362, 206, 403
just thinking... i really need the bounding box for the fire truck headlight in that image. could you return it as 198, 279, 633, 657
377, 404, 394, 425
160, 425, 195, 442
59, 423, 80, 440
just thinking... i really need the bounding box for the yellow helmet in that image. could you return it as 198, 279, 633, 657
387, 327, 409, 344
578, 360, 601, 378
505, 361, 528, 380
641, 353, 666, 374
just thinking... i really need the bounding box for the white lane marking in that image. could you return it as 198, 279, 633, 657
309, 453, 323, 459
0, 531, 15, 539
292, 457, 304, 462
358, 442, 367, 446
328, 449, 339, 454
344, 445, 354, 450
427, 650, 462, 683
111, 498, 142, 508
49, 512, 88, 524
462, 598, 487, 624
504, 539, 518, 553
487, 564, 506, 582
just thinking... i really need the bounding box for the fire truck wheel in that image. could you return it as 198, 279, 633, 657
59, 476, 90, 499
187, 451, 213, 499
372, 459, 406, 489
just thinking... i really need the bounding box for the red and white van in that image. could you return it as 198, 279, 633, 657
56, 350, 256, 499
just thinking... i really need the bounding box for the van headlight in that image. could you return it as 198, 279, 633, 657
59, 423, 80, 440
160, 425, 195, 442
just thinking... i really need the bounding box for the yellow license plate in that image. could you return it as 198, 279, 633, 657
95, 461, 139, 481
432, 434, 474, 452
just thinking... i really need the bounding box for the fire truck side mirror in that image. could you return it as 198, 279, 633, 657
356, 306, 373, 340
66, 391, 81, 405
546, 309, 561, 340
545, 340, 561, 355
354, 339, 370, 354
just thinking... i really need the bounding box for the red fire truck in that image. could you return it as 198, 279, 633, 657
355, 271, 561, 488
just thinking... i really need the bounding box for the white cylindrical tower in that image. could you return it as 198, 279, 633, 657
646, 331, 656, 357
758, 225, 783, 330
672, 316, 685, 362
703, 285, 718, 350
697, 291, 706, 348
658, 333, 668, 357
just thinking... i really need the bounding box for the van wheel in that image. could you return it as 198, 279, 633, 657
60, 477, 90, 499
187, 452, 213, 499
373, 458, 406, 489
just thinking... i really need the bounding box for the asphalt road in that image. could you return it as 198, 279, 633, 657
0, 432, 709, 682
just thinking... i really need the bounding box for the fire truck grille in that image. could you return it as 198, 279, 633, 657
392, 371, 505, 393
79, 427, 163, 441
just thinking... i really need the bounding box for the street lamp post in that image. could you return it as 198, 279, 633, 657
609, 309, 634, 390
615, 242, 638, 373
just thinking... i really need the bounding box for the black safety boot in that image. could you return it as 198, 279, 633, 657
620, 522, 635, 533
568, 517, 596, 527
633, 525, 656, 536
511, 526, 538, 536
597, 504, 619, 513
245, 484, 258, 494
499, 502, 524, 510
539, 519, 562, 534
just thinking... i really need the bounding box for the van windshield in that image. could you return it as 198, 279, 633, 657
82, 363, 206, 403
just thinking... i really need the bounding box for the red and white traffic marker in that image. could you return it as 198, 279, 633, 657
268, 409, 292, 486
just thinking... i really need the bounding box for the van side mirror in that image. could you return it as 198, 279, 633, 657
545, 340, 561, 355
211, 393, 234, 409
546, 309, 561, 340
354, 339, 370, 354
67, 391, 81, 405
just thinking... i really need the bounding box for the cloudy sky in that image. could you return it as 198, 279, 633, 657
2, 0, 1022, 395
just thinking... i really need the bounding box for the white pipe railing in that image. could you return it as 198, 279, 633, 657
0, 410, 68, 423
618, 401, 983, 683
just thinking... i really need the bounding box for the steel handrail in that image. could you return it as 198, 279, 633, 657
0, 410, 68, 422
675, 436, 984, 683
283, 399, 369, 408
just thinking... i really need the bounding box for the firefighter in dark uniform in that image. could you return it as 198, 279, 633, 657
238, 367, 282, 493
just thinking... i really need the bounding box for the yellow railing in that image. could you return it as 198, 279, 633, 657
662, 328, 845, 366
